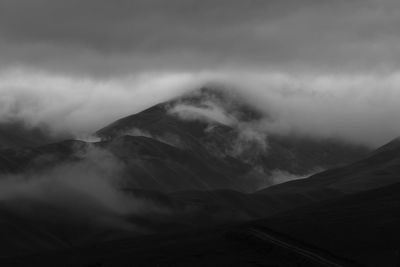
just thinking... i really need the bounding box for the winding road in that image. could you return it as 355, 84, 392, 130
248, 228, 358, 267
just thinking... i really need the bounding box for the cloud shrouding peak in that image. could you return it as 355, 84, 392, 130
1, 69, 400, 148
0, 1, 399, 148
0, 69, 203, 136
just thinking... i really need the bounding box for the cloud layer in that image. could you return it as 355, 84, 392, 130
0, 0, 399, 148
0, 0, 400, 75
0, 69, 202, 136
1, 69, 400, 147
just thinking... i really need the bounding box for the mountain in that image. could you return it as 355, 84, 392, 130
0, 87, 369, 192
2, 86, 392, 266
96, 87, 369, 178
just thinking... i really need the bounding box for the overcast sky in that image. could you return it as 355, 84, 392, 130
0, 0, 400, 146
1, 0, 400, 74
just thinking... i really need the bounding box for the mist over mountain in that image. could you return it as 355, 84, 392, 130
0, 87, 369, 191
96, 87, 369, 177
1, 1, 400, 266
2, 71, 400, 148
0, 86, 374, 257
0, 99, 398, 265
0, 85, 399, 267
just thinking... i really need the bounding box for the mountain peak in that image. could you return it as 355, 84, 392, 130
168, 86, 264, 122
95, 86, 264, 140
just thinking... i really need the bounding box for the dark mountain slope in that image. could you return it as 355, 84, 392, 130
169, 136, 400, 223
96, 87, 369, 177
103, 135, 257, 192
258, 136, 400, 198
0, 135, 261, 192
253, 181, 400, 267
0, 195, 142, 258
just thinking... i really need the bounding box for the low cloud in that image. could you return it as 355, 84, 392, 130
228, 122, 269, 159
0, 144, 171, 231
166, 89, 269, 161
204, 72, 400, 147
126, 128, 184, 149
1, 68, 400, 148
0, 69, 204, 137
168, 103, 236, 126
269, 169, 318, 185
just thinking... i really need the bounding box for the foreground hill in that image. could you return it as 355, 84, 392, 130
253, 181, 400, 266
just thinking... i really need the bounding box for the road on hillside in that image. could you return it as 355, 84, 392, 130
248, 228, 356, 267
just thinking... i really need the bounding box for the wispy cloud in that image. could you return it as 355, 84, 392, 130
0, 144, 171, 231
1, 68, 400, 147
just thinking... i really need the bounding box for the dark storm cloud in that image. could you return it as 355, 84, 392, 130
0, 0, 399, 74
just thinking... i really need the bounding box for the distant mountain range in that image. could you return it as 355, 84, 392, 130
0, 87, 399, 266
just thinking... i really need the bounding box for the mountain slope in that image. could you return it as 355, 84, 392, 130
253, 181, 400, 266
258, 136, 400, 196
96, 87, 369, 177
1, 87, 370, 192
242, 137, 400, 266
169, 136, 400, 225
